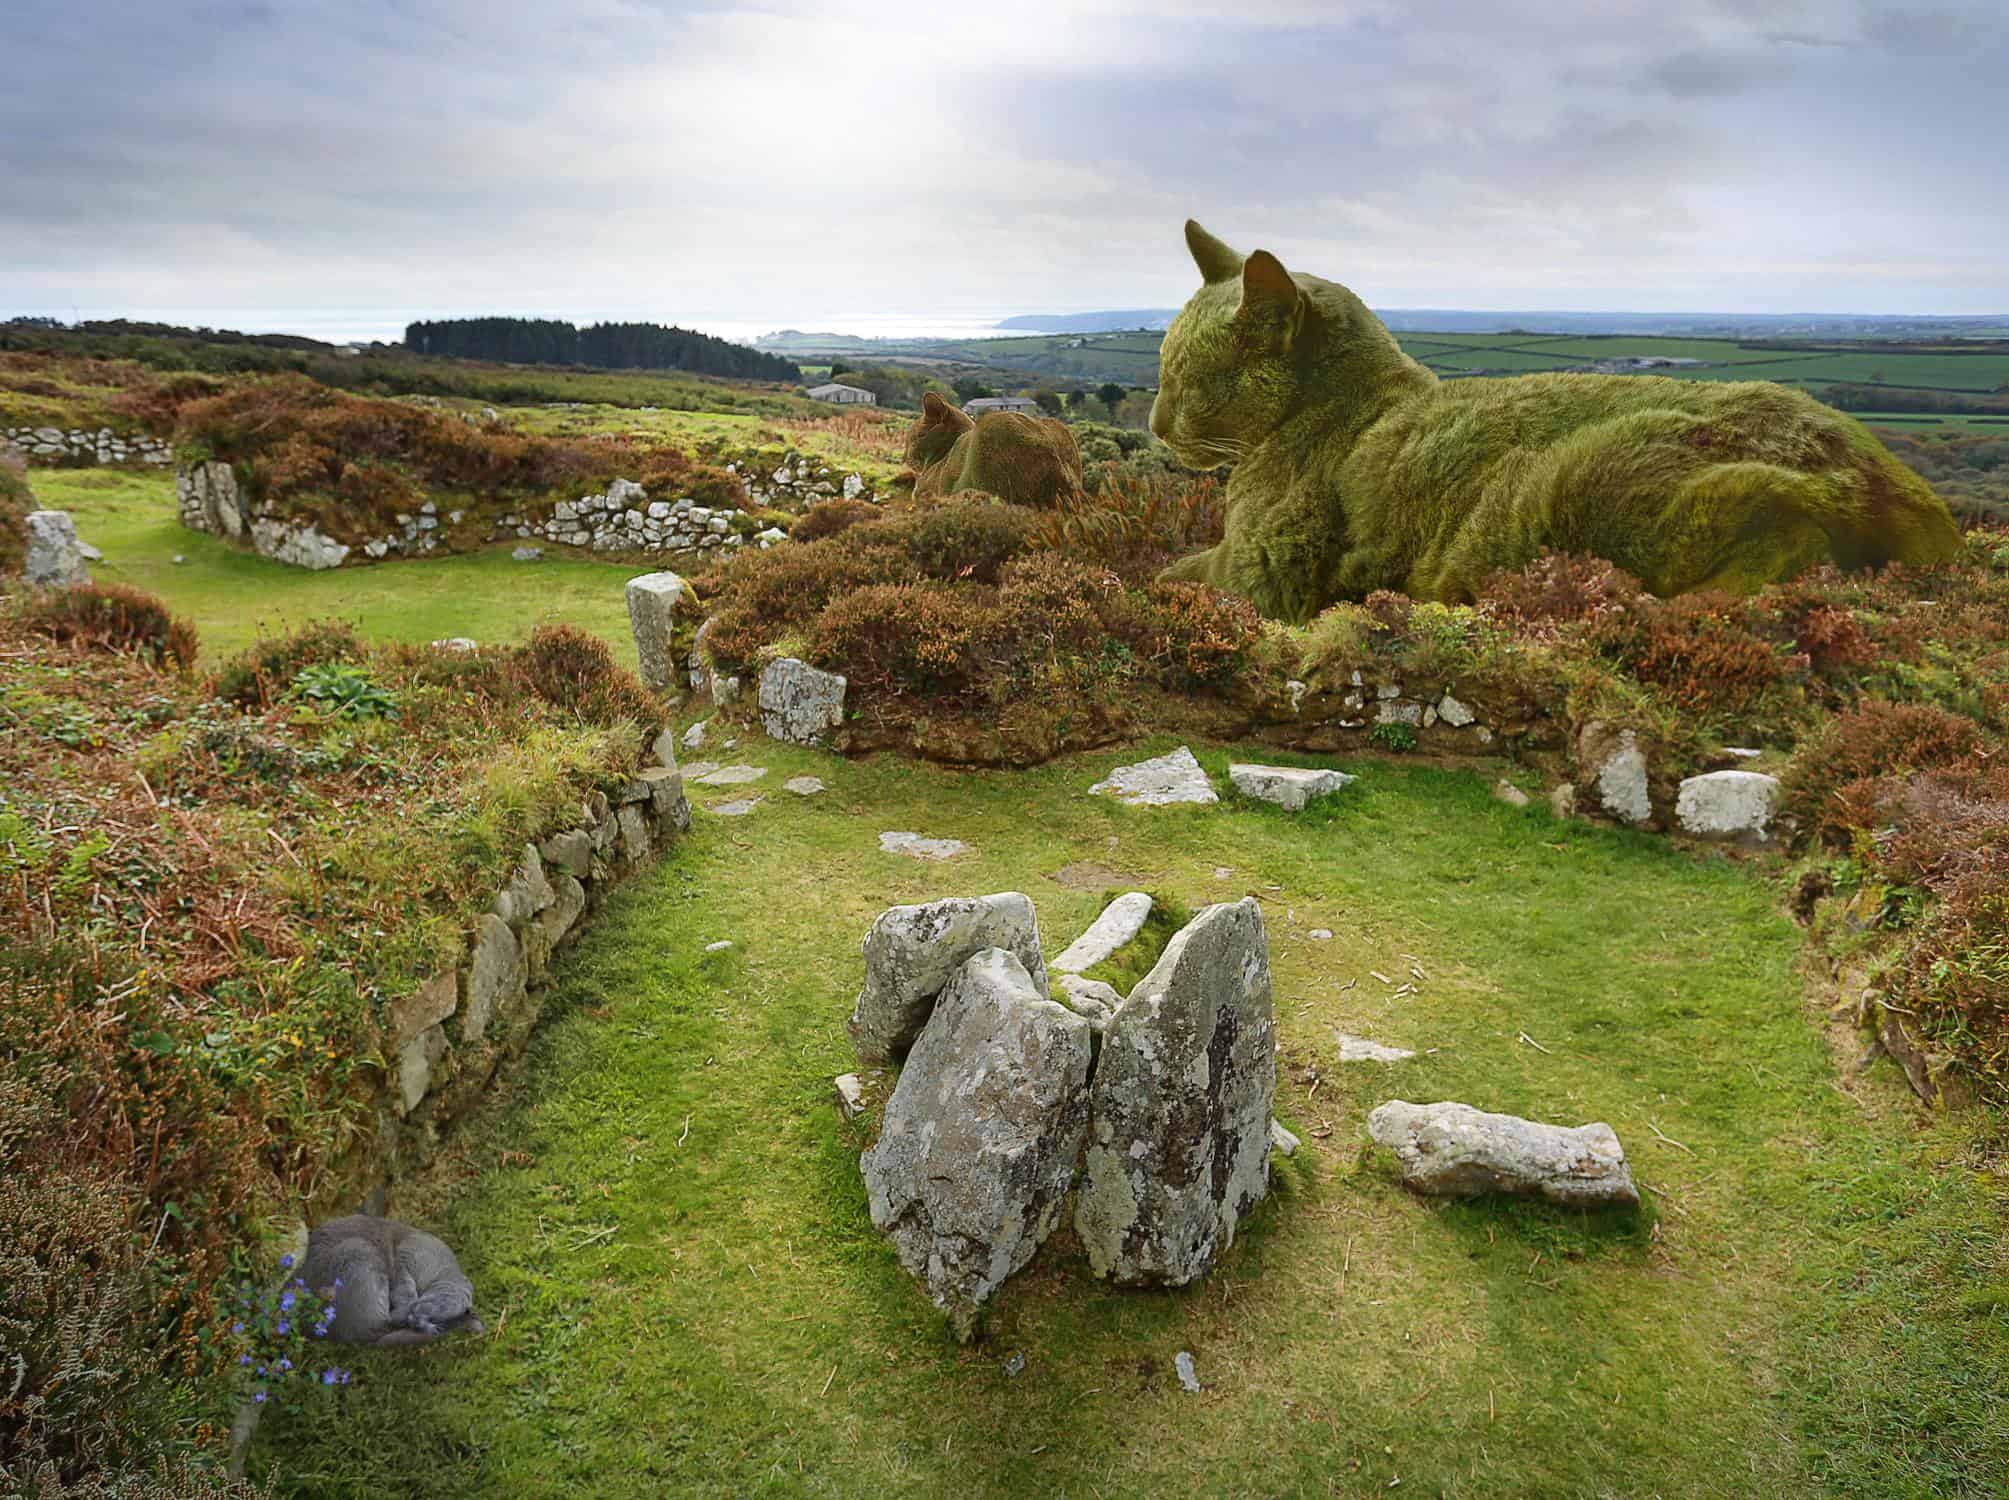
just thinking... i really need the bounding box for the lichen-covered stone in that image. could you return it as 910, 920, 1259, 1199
860, 949, 1092, 1339
388, 970, 458, 1052
1089, 746, 1218, 807
848, 893, 1047, 1065
1227, 763, 1355, 811
1051, 891, 1153, 974
1367, 1100, 1638, 1209
1674, 769, 1781, 842
758, 657, 847, 745
537, 873, 587, 946
1577, 722, 1652, 826
395, 1024, 449, 1115
537, 828, 593, 879
625, 570, 687, 689
492, 844, 554, 927
1075, 898, 1276, 1286
24, 510, 90, 586
462, 915, 525, 1045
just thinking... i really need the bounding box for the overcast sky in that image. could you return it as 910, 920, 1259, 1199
3, 0, 2005, 338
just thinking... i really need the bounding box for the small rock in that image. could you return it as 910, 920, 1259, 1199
1004, 1351, 1026, 1379
172, 554, 186, 564
709, 797, 762, 816
1089, 746, 1218, 807
681, 760, 721, 780
1228, 763, 1356, 811
1055, 973, 1121, 1032
511, 546, 543, 562
1436, 694, 1476, 727
1675, 769, 1781, 843
704, 940, 734, 953
1174, 1351, 1201, 1393
1337, 1034, 1416, 1063
24, 510, 90, 586
1307, 928, 1333, 941
758, 657, 847, 745
834, 1072, 869, 1121
878, 831, 972, 861
1269, 1119, 1301, 1157
1051, 891, 1154, 974
1367, 1100, 1638, 1209
1493, 779, 1531, 808
783, 775, 825, 797
432, 637, 479, 652
694, 764, 766, 786
1549, 783, 1578, 820
682, 719, 709, 750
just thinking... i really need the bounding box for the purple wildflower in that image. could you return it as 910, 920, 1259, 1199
322, 1369, 338, 1386
276, 1320, 291, 1336
278, 1253, 293, 1270
253, 1390, 266, 1404
280, 1291, 297, 1312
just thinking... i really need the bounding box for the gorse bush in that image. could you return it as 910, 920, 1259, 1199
15, 583, 199, 670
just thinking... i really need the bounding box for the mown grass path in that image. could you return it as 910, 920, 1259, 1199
254, 737, 2006, 1498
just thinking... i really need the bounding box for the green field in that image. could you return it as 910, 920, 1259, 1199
241, 736, 2008, 1497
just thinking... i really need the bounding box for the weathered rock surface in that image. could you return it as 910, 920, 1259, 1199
1075, 899, 1276, 1286
24, 510, 90, 586
1675, 769, 1781, 842
708, 797, 762, 817
1269, 1119, 1301, 1157
1367, 1100, 1638, 1209
1051, 891, 1153, 974
1089, 746, 1218, 807
462, 915, 525, 1045
694, 764, 766, 787
250, 517, 349, 570
538, 828, 594, 878
1577, 722, 1651, 826
1493, 779, 1531, 808
860, 949, 1092, 1339
1055, 973, 1121, 1033
176, 460, 246, 537
388, 970, 458, 1051
878, 831, 972, 861
492, 845, 554, 927
848, 892, 1047, 1064
625, 570, 687, 689
784, 775, 825, 797
758, 657, 847, 745
1337, 1034, 1416, 1063
1228, 763, 1355, 811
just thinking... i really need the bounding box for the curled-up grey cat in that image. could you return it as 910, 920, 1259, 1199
299, 1215, 483, 1347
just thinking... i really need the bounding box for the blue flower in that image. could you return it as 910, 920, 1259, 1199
277, 1358, 292, 1372
338, 1370, 351, 1385
276, 1320, 290, 1336
332, 1276, 343, 1290
280, 1291, 297, 1311
278, 1253, 294, 1270
322, 1369, 338, 1386
239, 1354, 251, 1366
232, 1321, 244, 1334
256, 1365, 267, 1377
253, 1390, 267, 1405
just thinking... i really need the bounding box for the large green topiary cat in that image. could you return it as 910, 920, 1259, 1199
1152, 220, 1963, 621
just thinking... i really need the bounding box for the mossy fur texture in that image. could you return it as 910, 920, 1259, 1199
906, 391, 1084, 509
1152, 220, 1964, 622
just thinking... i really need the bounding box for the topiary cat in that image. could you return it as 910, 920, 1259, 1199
1151, 220, 1962, 621
905, 392, 1084, 508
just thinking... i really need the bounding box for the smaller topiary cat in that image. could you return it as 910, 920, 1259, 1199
905, 392, 1083, 508
299, 1215, 482, 1347
1152, 221, 1963, 621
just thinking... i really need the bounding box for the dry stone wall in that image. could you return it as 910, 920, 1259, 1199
4, 425, 173, 466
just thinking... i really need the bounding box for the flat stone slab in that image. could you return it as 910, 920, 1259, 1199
681, 761, 721, 779
694, 764, 766, 786
1051, 891, 1153, 974
1228, 763, 1355, 811
1367, 1100, 1639, 1209
879, 831, 972, 861
708, 797, 763, 816
1337, 1034, 1416, 1063
1089, 746, 1218, 807
783, 776, 826, 797
1675, 769, 1781, 842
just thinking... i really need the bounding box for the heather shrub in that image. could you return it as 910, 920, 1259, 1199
514, 623, 661, 733
1121, 581, 1264, 691
213, 620, 362, 708
811, 584, 1002, 698
1026, 472, 1226, 582
0, 448, 30, 575
791, 498, 880, 543
1783, 700, 1987, 845
15, 584, 199, 670
901, 496, 1038, 583
701, 539, 913, 673
1586, 590, 1807, 720
1477, 551, 1643, 632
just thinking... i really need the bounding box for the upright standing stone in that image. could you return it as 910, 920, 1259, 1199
1075, 899, 1276, 1286
848, 893, 1047, 1064
758, 657, 847, 745
23, 510, 90, 586
860, 949, 1092, 1340
625, 571, 687, 690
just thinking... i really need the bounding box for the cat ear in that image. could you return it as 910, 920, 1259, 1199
1236, 250, 1302, 343
921, 391, 974, 432
1185, 219, 1243, 284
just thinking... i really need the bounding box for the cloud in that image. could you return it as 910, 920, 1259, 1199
0, 0, 2004, 331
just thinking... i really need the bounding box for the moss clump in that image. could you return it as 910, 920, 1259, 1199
1077, 890, 1195, 995
1152, 219, 1964, 621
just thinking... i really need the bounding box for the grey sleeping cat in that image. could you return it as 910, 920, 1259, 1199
299, 1215, 484, 1346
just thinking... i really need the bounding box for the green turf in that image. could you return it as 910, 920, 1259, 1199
245, 738, 2009, 1498
26, 468, 645, 668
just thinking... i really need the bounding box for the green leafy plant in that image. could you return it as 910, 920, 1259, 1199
1369, 721, 1419, 752
290, 661, 398, 720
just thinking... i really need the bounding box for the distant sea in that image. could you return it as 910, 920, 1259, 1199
27, 307, 1030, 348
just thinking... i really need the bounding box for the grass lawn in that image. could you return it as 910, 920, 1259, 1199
247, 737, 2009, 1498
26, 468, 646, 668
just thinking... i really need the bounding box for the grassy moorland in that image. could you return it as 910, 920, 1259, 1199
247, 737, 2008, 1498
27, 469, 644, 667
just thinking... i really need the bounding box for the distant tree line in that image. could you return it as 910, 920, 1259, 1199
403, 317, 801, 382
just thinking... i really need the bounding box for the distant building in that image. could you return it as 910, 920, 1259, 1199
963, 395, 1039, 416
806, 382, 876, 405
